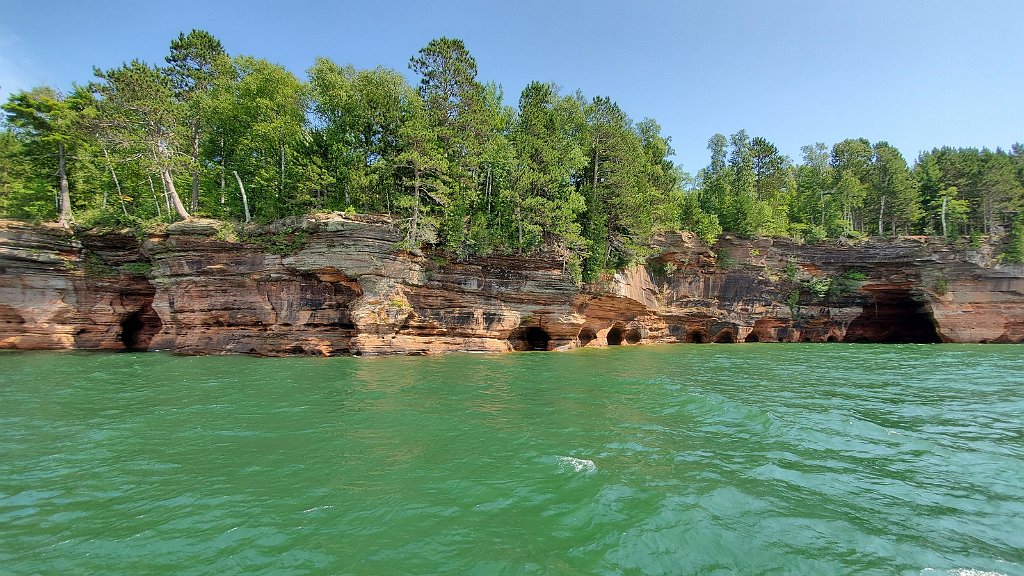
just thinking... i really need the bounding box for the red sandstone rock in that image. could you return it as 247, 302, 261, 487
1, 216, 1022, 356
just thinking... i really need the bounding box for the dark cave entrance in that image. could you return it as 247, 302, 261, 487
685, 330, 707, 343
744, 332, 761, 343
607, 327, 624, 345
119, 306, 162, 351
578, 327, 597, 346
520, 327, 552, 350
624, 329, 641, 345
842, 289, 942, 343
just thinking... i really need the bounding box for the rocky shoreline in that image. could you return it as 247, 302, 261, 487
2, 215, 1022, 356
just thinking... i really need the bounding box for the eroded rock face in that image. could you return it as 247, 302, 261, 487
1, 217, 1022, 356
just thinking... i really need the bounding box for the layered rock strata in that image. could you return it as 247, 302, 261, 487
1, 215, 1022, 356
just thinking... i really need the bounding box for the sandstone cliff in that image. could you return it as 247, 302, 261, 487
2, 215, 1022, 356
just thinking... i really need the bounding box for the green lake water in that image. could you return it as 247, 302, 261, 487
1, 344, 1022, 575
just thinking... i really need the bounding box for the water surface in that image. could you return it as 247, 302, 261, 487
1, 345, 1022, 575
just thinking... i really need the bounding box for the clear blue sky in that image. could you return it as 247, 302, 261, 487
1, 0, 1021, 171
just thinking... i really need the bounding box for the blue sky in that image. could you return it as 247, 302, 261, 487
1, 0, 1021, 171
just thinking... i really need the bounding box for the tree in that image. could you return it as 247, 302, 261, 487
698, 133, 730, 220
831, 138, 873, 233
166, 29, 228, 213
92, 61, 191, 220
0, 119, 48, 219
409, 37, 488, 255
205, 56, 308, 221
394, 94, 446, 251
871, 142, 920, 235
794, 144, 829, 222
2, 87, 80, 225
507, 81, 587, 257
309, 59, 416, 213
726, 130, 764, 236
749, 136, 792, 236
581, 96, 656, 276
978, 150, 1023, 234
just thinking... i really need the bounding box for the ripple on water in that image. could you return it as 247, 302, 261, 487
0, 345, 1022, 574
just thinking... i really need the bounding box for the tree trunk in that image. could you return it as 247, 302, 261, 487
148, 174, 162, 219
877, 195, 885, 236
57, 142, 73, 227
280, 144, 285, 197
190, 123, 201, 213
941, 196, 948, 238
410, 166, 420, 249
486, 165, 492, 215
220, 137, 226, 205
516, 199, 523, 254
161, 167, 191, 220
233, 170, 251, 223
101, 146, 127, 216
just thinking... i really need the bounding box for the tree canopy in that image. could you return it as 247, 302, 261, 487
3, 31, 1023, 277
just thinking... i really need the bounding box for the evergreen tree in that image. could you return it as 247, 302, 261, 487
2, 87, 80, 225
166, 29, 228, 213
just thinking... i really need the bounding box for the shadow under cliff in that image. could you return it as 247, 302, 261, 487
843, 288, 942, 343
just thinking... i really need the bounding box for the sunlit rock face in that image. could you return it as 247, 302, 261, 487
1, 217, 1022, 355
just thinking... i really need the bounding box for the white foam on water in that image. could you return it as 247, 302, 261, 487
557, 456, 596, 474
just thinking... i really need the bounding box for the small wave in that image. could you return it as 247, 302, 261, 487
921, 565, 1007, 569
557, 456, 596, 474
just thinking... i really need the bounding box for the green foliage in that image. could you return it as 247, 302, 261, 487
787, 290, 800, 319
791, 223, 827, 244
82, 253, 118, 277
1002, 216, 1024, 264
842, 270, 867, 281
76, 207, 144, 231
971, 231, 983, 248
4, 31, 1024, 281
214, 221, 238, 242
715, 248, 734, 270
244, 228, 310, 255
679, 191, 721, 245
120, 261, 153, 276
784, 258, 799, 281
803, 276, 832, 300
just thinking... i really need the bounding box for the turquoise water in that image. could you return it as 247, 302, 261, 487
1, 345, 1022, 575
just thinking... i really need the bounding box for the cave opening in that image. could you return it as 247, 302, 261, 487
843, 289, 941, 343
578, 327, 597, 346
685, 330, 706, 343
624, 329, 641, 345
119, 306, 161, 351
714, 330, 736, 343
744, 333, 761, 343
523, 327, 551, 351
607, 327, 624, 345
